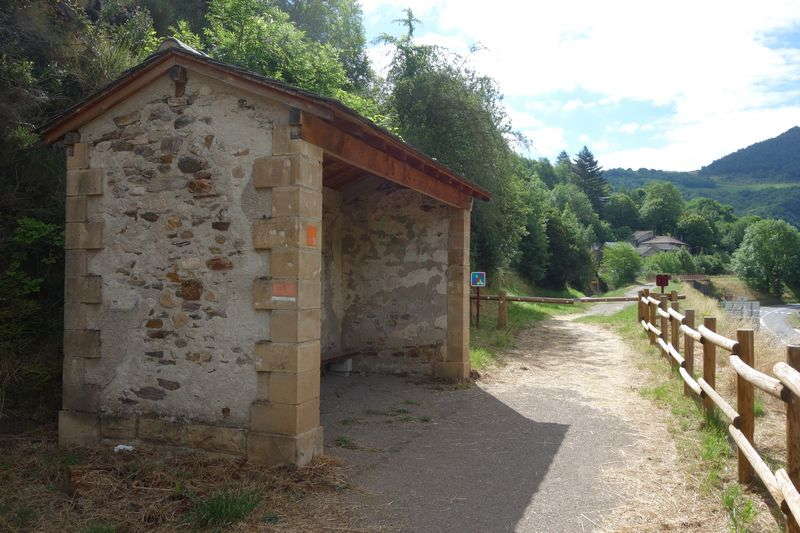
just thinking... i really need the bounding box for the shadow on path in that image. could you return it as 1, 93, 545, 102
321, 370, 629, 532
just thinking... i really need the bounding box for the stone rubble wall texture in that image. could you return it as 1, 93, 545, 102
321, 175, 449, 372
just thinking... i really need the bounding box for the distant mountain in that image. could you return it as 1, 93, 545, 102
605, 126, 800, 226
699, 126, 800, 180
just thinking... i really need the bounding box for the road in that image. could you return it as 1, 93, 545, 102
760, 304, 800, 344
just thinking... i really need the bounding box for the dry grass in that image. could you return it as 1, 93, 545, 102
0, 429, 356, 532
679, 283, 789, 472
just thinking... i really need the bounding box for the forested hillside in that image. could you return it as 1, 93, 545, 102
605, 127, 800, 225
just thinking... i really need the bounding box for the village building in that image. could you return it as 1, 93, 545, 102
630, 230, 688, 257
42, 39, 489, 466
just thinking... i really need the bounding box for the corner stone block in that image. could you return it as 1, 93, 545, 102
271, 125, 291, 156
59, 410, 99, 448
270, 308, 321, 343
252, 219, 320, 250
252, 155, 321, 190
433, 361, 471, 382
65, 196, 87, 222
64, 329, 101, 358
65, 222, 103, 250
185, 424, 247, 455
253, 278, 320, 310
80, 275, 102, 304
64, 302, 101, 331
138, 417, 182, 445
250, 398, 320, 435
66, 168, 103, 196
100, 415, 137, 440
65, 251, 87, 277
258, 367, 321, 404
271, 187, 322, 219
269, 248, 321, 280
66, 142, 89, 170
254, 341, 320, 373
247, 426, 323, 466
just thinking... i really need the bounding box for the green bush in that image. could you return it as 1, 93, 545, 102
642, 249, 696, 277
599, 243, 642, 288
732, 218, 800, 297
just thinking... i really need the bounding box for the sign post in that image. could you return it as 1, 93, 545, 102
656, 274, 670, 294
470, 272, 487, 328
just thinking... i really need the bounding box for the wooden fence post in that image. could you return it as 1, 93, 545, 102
703, 317, 717, 416
648, 298, 657, 346
659, 298, 669, 359
637, 290, 644, 323
737, 329, 755, 485
497, 291, 508, 330
787, 345, 800, 533
683, 310, 695, 397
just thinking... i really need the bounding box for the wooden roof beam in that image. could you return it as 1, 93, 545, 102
299, 112, 472, 209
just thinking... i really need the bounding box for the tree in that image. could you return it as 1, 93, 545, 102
554, 150, 575, 185
599, 243, 642, 288
720, 214, 761, 253
732, 219, 800, 297
380, 19, 528, 275
514, 178, 550, 285
273, 0, 372, 90
173, 0, 348, 96
603, 192, 640, 230
541, 208, 593, 290
572, 146, 608, 212
685, 197, 735, 224
639, 181, 684, 234
677, 213, 716, 252
642, 249, 696, 277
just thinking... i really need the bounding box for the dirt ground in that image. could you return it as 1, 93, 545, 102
316, 301, 730, 532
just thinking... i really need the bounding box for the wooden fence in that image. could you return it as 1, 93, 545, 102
636, 288, 800, 531
470, 292, 686, 329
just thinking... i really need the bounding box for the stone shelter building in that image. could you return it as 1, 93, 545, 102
42, 39, 489, 466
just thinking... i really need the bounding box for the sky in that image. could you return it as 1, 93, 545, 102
360, 0, 800, 171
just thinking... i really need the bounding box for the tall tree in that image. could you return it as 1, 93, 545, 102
732, 219, 800, 297
273, 0, 372, 91
639, 181, 684, 234
379, 18, 528, 274
572, 146, 608, 212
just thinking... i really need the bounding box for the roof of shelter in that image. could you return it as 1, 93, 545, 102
642, 236, 687, 246
41, 38, 489, 209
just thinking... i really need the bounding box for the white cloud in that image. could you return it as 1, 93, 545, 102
362, 0, 800, 169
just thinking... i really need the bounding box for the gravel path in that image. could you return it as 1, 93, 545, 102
319, 300, 726, 532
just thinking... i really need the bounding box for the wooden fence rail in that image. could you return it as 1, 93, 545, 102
635, 288, 800, 531
471, 292, 686, 330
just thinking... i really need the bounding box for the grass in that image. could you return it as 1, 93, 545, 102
0, 431, 350, 531
469, 273, 586, 370
581, 281, 786, 532
334, 436, 358, 449
187, 488, 260, 528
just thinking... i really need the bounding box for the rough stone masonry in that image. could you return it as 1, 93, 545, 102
52, 44, 477, 466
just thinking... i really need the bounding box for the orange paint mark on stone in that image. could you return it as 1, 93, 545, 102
305, 225, 317, 247
273, 282, 297, 297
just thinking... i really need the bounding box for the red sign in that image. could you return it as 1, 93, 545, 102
656, 274, 670, 287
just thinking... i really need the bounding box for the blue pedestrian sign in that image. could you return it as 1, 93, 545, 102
470, 272, 486, 287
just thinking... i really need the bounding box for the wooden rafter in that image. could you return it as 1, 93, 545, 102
300, 113, 472, 209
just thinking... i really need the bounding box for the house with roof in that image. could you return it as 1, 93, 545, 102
631, 232, 689, 257
42, 39, 489, 466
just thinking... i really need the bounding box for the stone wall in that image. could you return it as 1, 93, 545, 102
321, 175, 449, 372
61, 70, 304, 455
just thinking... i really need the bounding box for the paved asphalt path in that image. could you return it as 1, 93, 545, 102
760, 304, 800, 344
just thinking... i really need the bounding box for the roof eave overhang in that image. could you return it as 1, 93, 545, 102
40, 48, 490, 207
